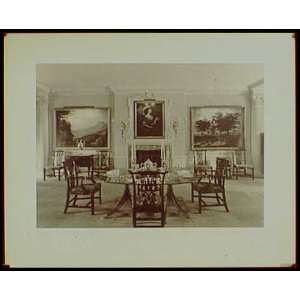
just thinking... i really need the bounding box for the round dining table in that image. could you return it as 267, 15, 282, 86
99, 172, 197, 218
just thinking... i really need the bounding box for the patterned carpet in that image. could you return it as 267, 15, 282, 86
37, 177, 264, 228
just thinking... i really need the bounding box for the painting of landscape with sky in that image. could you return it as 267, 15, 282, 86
55, 107, 109, 148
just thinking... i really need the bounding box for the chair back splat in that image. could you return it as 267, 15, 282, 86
129, 170, 167, 227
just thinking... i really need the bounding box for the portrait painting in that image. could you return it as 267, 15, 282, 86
134, 100, 164, 138
191, 106, 245, 150
54, 107, 110, 149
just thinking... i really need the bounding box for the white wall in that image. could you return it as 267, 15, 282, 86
38, 88, 264, 178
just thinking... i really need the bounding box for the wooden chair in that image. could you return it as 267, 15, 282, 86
93, 151, 113, 178
232, 150, 254, 180
43, 150, 65, 181
191, 170, 229, 213
129, 170, 168, 227
193, 150, 213, 177
63, 158, 101, 215
67, 154, 95, 178
216, 157, 232, 179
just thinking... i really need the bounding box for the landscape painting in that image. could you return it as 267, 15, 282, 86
191, 106, 244, 149
54, 107, 110, 149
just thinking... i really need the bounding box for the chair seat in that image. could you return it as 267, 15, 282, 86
135, 204, 162, 213
235, 164, 253, 169
71, 183, 101, 195
192, 182, 223, 193
44, 164, 64, 170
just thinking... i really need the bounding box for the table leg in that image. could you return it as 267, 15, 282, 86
166, 184, 189, 218
106, 184, 132, 217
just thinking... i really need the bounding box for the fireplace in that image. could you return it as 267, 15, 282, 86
129, 144, 171, 169
136, 149, 162, 167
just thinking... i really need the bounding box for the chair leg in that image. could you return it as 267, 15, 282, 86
222, 191, 229, 212
64, 191, 70, 214
133, 211, 136, 227
252, 168, 254, 180
191, 184, 194, 202
99, 185, 102, 205
91, 193, 95, 215
198, 193, 202, 214
43, 168, 46, 181
216, 193, 221, 205
58, 168, 61, 181
73, 195, 78, 206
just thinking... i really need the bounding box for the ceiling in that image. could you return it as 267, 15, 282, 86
37, 64, 263, 92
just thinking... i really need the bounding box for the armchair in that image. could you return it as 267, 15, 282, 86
191, 170, 229, 213
63, 158, 101, 215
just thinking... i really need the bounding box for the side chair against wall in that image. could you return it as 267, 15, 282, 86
216, 157, 232, 179
193, 150, 213, 177
129, 170, 168, 227
191, 169, 229, 213
43, 150, 65, 181
63, 158, 101, 215
232, 149, 254, 180
92, 151, 113, 178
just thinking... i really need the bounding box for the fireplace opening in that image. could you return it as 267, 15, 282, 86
136, 149, 162, 167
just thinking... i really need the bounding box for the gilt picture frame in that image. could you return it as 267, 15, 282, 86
54, 107, 110, 149
190, 105, 245, 150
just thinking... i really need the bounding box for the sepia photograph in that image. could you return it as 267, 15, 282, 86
36, 63, 264, 228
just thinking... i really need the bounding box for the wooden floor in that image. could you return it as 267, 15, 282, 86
37, 177, 264, 228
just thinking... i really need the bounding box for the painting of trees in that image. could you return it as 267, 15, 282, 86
195, 119, 211, 132
191, 106, 244, 149
215, 112, 240, 134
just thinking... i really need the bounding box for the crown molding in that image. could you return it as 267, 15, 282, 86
36, 82, 50, 102
36, 81, 50, 94
184, 88, 248, 96
110, 86, 248, 96
50, 86, 111, 97
248, 79, 264, 90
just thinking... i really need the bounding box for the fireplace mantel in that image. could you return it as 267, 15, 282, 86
128, 143, 171, 169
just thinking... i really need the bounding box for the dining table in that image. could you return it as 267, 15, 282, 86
99, 171, 198, 219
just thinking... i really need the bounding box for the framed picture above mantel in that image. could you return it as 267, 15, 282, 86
54, 107, 110, 149
134, 100, 165, 139
190, 106, 245, 150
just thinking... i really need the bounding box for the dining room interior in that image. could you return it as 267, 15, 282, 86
36, 63, 264, 228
